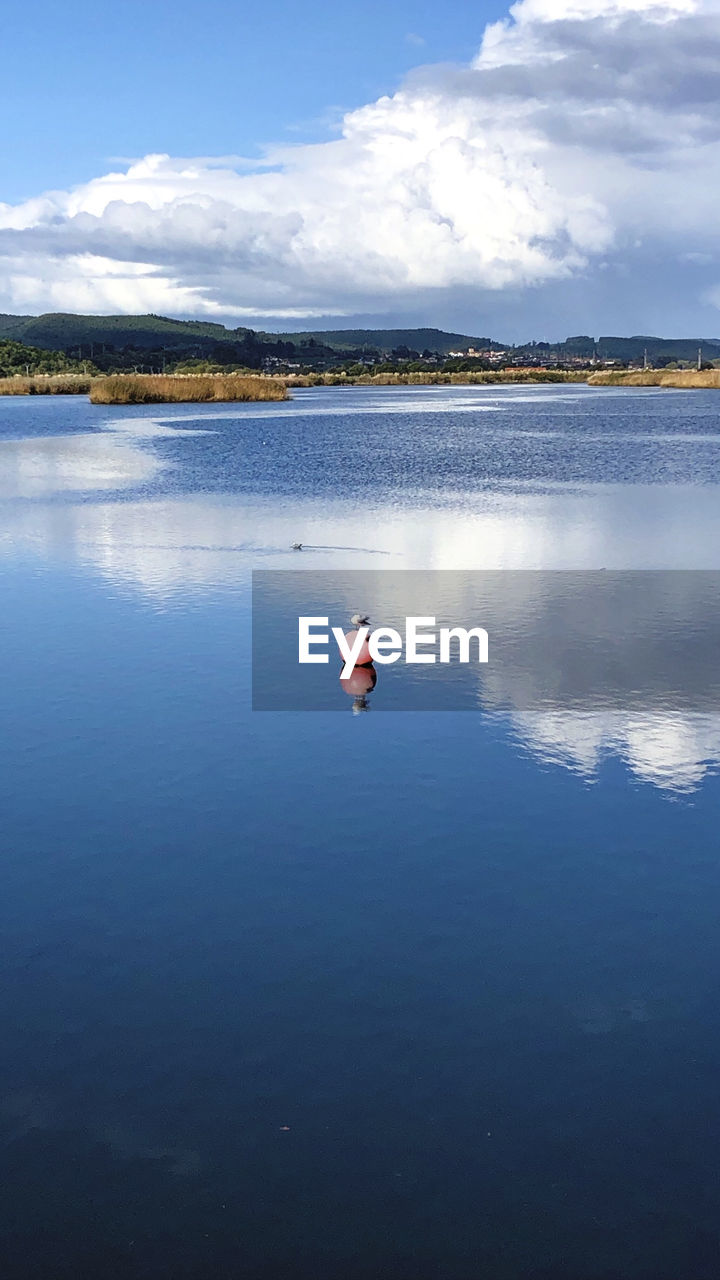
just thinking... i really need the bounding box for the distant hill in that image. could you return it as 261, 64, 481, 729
0, 312, 252, 352
0, 314, 34, 340
0, 313, 284, 372
0, 314, 719, 370
262, 328, 504, 355
595, 335, 720, 362
0, 314, 498, 360
0, 314, 504, 372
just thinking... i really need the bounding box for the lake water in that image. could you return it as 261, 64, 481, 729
2, 384, 720, 1278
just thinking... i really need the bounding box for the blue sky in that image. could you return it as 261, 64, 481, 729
3, 0, 503, 201
2, 0, 720, 337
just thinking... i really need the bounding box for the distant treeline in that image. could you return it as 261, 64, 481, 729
0, 314, 305, 375
0, 338, 92, 377
1, 313, 720, 376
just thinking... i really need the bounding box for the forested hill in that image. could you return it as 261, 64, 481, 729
0, 313, 719, 371
263, 328, 503, 355
0, 313, 293, 372
0, 313, 253, 352
0, 314, 493, 355
0, 314, 495, 372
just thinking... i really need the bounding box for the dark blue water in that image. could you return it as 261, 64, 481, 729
2, 386, 720, 1278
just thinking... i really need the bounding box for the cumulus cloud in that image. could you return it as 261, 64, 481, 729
1, 0, 719, 319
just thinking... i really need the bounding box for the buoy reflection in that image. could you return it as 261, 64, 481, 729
340, 661, 377, 714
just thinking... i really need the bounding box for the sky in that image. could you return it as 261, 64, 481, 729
2, 0, 720, 340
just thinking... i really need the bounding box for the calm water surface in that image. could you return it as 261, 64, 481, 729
2, 385, 720, 1278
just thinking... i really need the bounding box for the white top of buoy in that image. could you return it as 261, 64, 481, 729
350, 612, 369, 627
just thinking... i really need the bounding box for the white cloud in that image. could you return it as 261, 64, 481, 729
1, 0, 719, 318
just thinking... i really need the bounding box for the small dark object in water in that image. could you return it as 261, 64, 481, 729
292, 542, 303, 551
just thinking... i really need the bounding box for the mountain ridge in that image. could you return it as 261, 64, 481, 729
0, 313, 718, 367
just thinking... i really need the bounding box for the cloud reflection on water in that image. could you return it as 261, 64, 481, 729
0, 432, 163, 499
3, 399, 720, 793
254, 568, 720, 793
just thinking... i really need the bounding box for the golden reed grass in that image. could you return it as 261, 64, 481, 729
588, 369, 720, 389
0, 375, 92, 395
89, 374, 288, 404
286, 370, 585, 388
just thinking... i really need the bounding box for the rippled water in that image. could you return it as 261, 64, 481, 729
2, 385, 720, 1278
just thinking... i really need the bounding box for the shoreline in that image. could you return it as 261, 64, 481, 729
284, 370, 585, 387
1, 367, 718, 400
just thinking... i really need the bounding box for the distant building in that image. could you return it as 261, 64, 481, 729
447, 348, 508, 361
